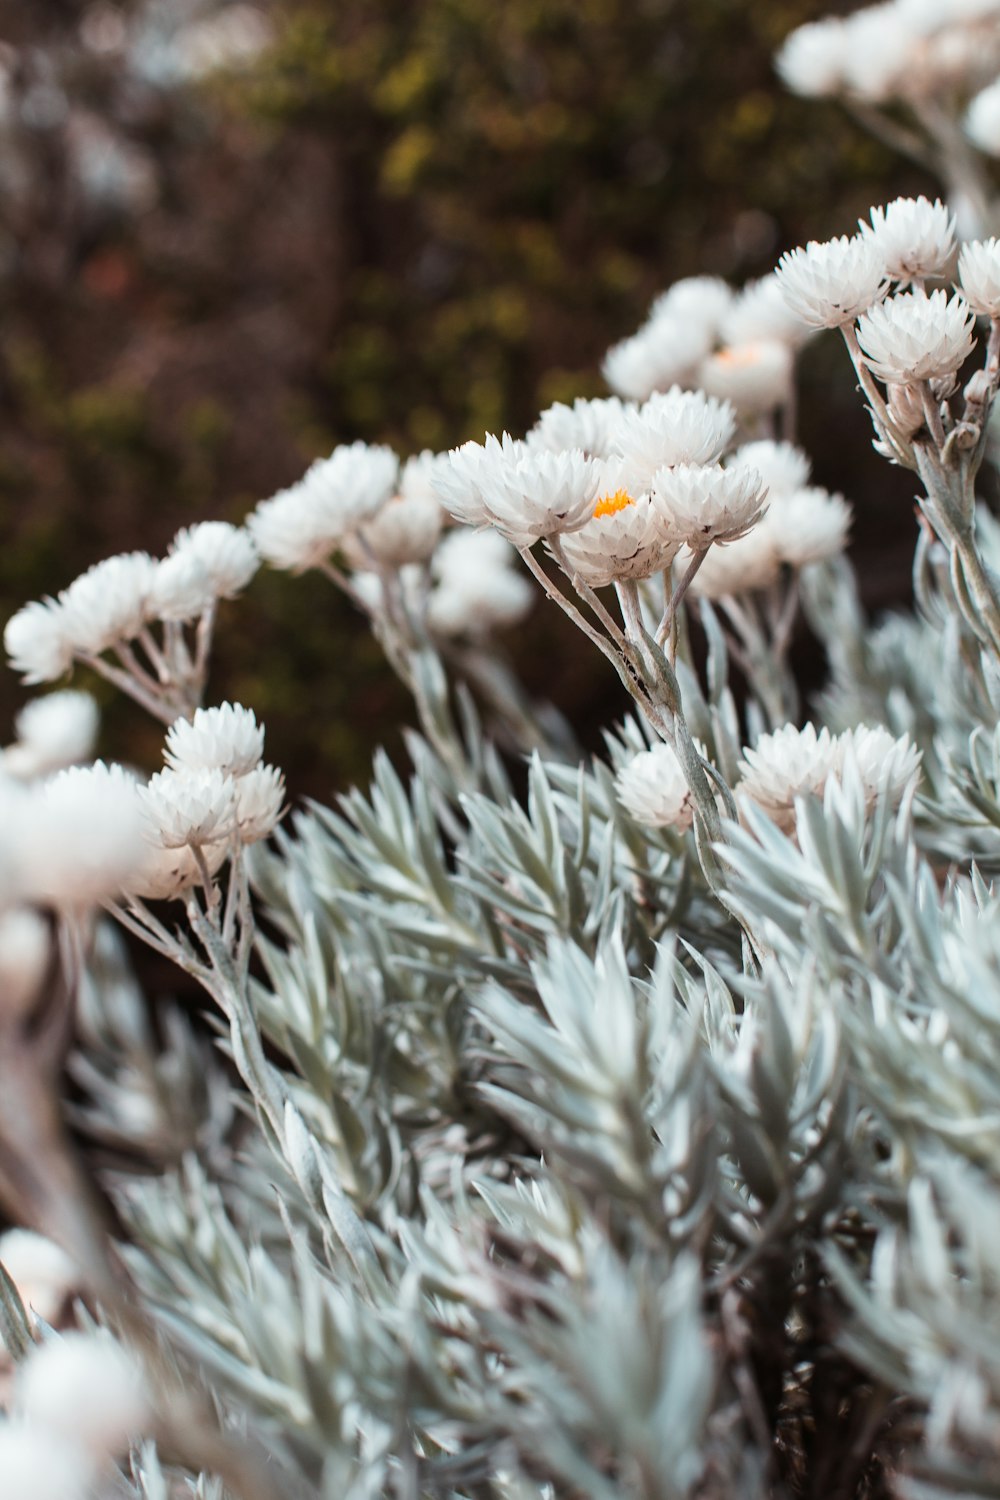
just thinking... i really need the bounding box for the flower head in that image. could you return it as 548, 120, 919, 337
737, 722, 840, 833
528, 396, 632, 458
468, 444, 603, 544
166, 521, 258, 599
776, 235, 889, 328
18, 763, 146, 908
603, 318, 711, 401
722, 274, 815, 347
433, 434, 528, 530
775, 486, 852, 567
862, 196, 956, 282
697, 339, 794, 414
730, 440, 811, 499
6, 691, 98, 778
57, 552, 157, 657
775, 17, 850, 96
558, 470, 676, 588
958, 238, 1000, 316
233, 764, 285, 842
165, 703, 265, 777
4, 601, 74, 685
612, 386, 736, 485
615, 742, 694, 831
139, 766, 235, 849
652, 462, 767, 548
856, 288, 975, 383
965, 78, 1000, 156
248, 443, 399, 572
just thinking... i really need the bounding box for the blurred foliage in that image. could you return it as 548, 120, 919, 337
0, 0, 934, 793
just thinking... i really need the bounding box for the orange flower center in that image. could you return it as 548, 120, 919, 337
593, 489, 633, 519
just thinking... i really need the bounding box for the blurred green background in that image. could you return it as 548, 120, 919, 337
0, 0, 941, 795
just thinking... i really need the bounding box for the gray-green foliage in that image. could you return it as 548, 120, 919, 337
61, 521, 1000, 1498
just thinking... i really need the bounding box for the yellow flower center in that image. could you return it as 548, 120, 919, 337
593, 489, 634, 519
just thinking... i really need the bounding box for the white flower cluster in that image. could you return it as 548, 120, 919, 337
0, 1330, 148, 1500
737, 721, 921, 833
5, 521, 258, 686
688, 441, 851, 599
133, 703, 284, 899
602, 271, 814, 414
435, 389, 768, 588
248, 442, 450, 573
776, 0, 1000, 108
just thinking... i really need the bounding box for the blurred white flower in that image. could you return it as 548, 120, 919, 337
862, 196, 956, 282
697, 339, 794, 414
4, 691, 98, 779
19, 763, 146, 908
427, 534, 533, 635
149, 550, 214, 622
602, 316, 712, 401
0, 909, 50, 1021
0, 1421, 93, 1500
857, 289, 975, 383
775, 18, 850, 96
652, 462, 767, 548
0, 1229, 77, 1324
354, 488, 444, 567
165, 704, 264, 778
687, 526, 784, 599
16, 1331, 149, 1458
648, 275, 735, 333
615, 742, 694, 831
839, 722, 922, 806
965, 77, 1000, 155
958, 238, 1000, 316
722, 274, 815, 347
774, 486, 852, 568
166, 521, 259, 599
4, 601, 74, 686
128, 841, 227, 902
776, 235, 889, 328
57, 552, 157, 657
730, 440, 811, 499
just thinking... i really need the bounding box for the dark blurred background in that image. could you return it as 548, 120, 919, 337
0, 0, 950, 798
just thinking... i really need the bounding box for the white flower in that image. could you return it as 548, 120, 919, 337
722, 274, 815, 347
0, 1422, 93, 1500
649, 275, 734, 333
165, 703, 264, 777
696, 339, 794, 414
5, 691, 98, 778
149, 550, 214, 622
433, 434, 528, 529
475, 445, 603, 543
128, 841, 228, 901
652, 462, 767, 548
958, 238, 1000, 317
4, 601, 74, 685
838, 723, 921, 806
862, 197, 956, 282
140, 766, 235, 848
612, 386, 736, 485
233, 764, 285, 842
558, 476, 676, 588
427, 570, 533, 636
16, 1331, 149, 1457
856, 289, 976, 383
774, 487, 852, 567
18, 763, 146, 907
730, 440, 811, 499
167, 521, 258, 598
737, 722, 840, 832
615, 742, 694, 831
57, 552, 157, 656
0, 1230, 77, 1324
840, 4, 913, 102
602, 317, 711, 401
248, 443, 399, 572
965, 78, 1000, 156
432, 526, 521, 582
776, 235, 889, 328
527, 396, 632, 458
688, 526, 784, 599
0, 909, 50, 1020
354, 488, 443, 567
775, 18, 850, 96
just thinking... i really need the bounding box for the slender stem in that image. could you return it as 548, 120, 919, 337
79, 652, 175, 724
655, 548, 709, 648
548, 536, 632, 654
